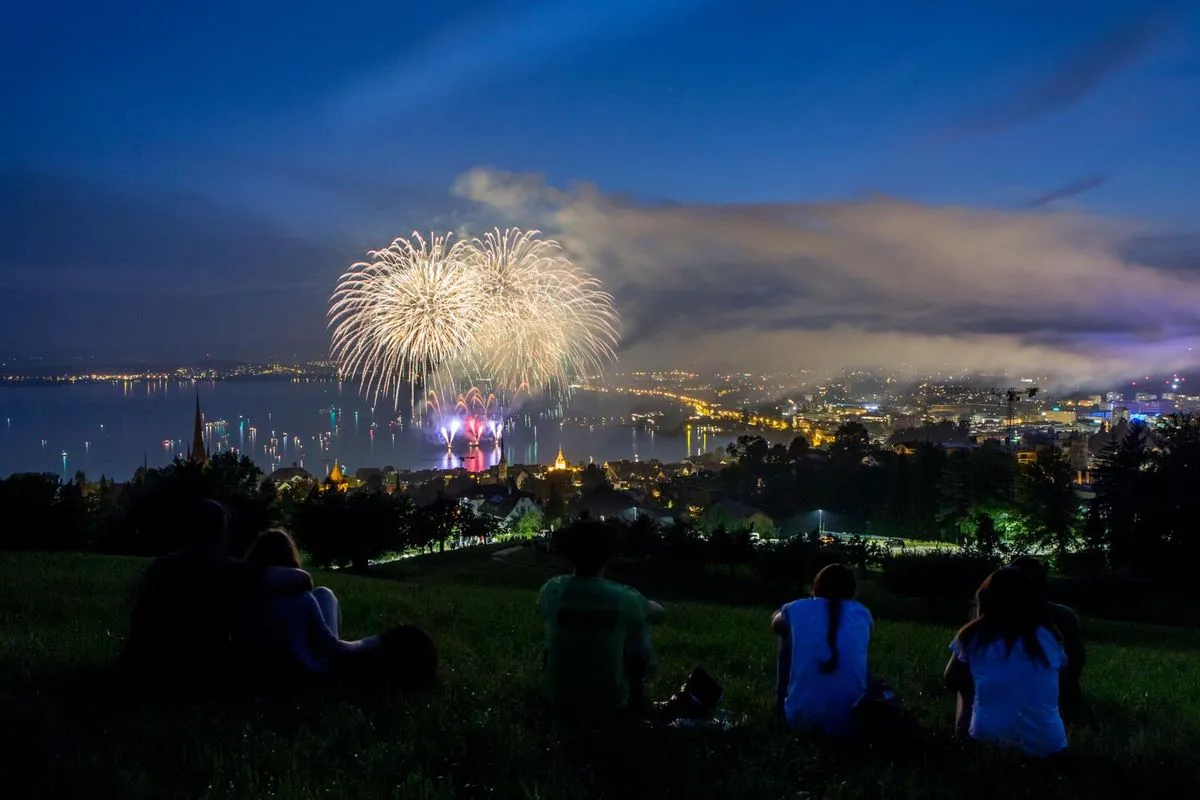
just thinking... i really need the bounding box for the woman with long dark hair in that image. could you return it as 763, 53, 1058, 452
771, 563, 872, 735
945, 567, 1068, 757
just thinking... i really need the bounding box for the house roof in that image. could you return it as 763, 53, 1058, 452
575, 485, 638, 518
270, 466, 314, 482
708, 497, 770, 522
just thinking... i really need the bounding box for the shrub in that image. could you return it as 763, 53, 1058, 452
881, 550, 1002, 618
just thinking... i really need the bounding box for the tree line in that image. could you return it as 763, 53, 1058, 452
3, 415, 1199, 596
0, 453, 509, 569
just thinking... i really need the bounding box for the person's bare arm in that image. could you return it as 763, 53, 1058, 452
945, 655, 974, 739
771, 610, 788, 636
646, 600, 666, 625
944, 655, 969, 689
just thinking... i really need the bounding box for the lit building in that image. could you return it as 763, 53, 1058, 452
323, 460, 348, 492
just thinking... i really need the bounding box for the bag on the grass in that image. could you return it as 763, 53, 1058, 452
659, 666, 724, 722
852, 678, 921, 744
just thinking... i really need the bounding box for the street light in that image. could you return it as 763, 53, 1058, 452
818, 508, 824, 535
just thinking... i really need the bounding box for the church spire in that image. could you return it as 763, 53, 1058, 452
189, 391, 208, 465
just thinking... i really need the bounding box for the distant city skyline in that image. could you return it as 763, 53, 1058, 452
4, 1, 1200, 383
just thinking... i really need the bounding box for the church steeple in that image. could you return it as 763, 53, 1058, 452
188, 392, 208, 465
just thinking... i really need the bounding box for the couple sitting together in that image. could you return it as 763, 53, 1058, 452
122, 499, 436, 690
773, 556, 1084, 758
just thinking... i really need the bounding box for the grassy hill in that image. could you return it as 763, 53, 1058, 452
1, 549, 1198, 799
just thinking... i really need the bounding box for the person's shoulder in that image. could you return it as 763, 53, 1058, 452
1036, 624, 1067, 648
540, 574, 569, 591
1048, 601, 1081, 626
781, 597, 819, 624
602, 578, 645, 603
782, 596, 816, 613
538, 574, 568, 602
847, 599, 873, 622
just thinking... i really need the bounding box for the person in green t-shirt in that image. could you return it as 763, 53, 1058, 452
538, 521, 666, 716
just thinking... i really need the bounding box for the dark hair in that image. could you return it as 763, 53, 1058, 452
245, 529, 302, 569
562, 521, 617, 576
180, 499, 230, 552
955, 567, 1059, 667
811, 564, 856, 675
1009, 555, 1049, 592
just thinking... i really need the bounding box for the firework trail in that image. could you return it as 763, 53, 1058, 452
329, 227, 620, 431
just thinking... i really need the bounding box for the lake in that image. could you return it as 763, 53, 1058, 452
0, 380, 732, 480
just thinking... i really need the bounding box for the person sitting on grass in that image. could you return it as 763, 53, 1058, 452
945, 567, 1068, 758
237, 528, 437, 689
538, 520, 666, 718
960, 555, 1085, 722
772, 563, 873, 736
122, 498, 314, 689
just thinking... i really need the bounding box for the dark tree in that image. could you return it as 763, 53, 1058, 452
579, 463, 609, 493
1017, 447, 1080, 557
829, 422, 870, 464
544, 482, 566, 523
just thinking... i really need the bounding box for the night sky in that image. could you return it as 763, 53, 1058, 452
4, 1, 1199, 383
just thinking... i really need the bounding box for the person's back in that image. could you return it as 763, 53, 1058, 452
125, 548, 264, 685
947, 567, 1068, 758
982, 557, 1085, 715
538, 574, 648, 714
777, 595, 872, 735
951, 625, 1067, 757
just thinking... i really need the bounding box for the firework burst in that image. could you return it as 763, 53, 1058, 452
468, 227, 619, 393
329, 227, 620, 424
329, 232, 482, 408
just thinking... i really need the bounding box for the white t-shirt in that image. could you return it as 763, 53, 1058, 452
780, 597, 872, 735
950, 626, 1068, 757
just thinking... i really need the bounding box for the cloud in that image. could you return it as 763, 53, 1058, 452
958, 15, 1165, 135
1025, 175, 1107, 208
456, 167, 1200, 386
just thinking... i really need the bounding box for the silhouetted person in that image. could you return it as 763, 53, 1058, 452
772, 563, 872, 736
946, 568, 1068, 758
122, 499, 312, 689
237, 529, 437, 689
538, 521, 665, 718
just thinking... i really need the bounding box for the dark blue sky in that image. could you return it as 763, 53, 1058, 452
4, 0, 1200, 381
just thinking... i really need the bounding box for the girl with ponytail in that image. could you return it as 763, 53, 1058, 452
772, 563, 873, 735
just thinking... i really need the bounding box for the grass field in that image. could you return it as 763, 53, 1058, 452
1, 549, 1199, 799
